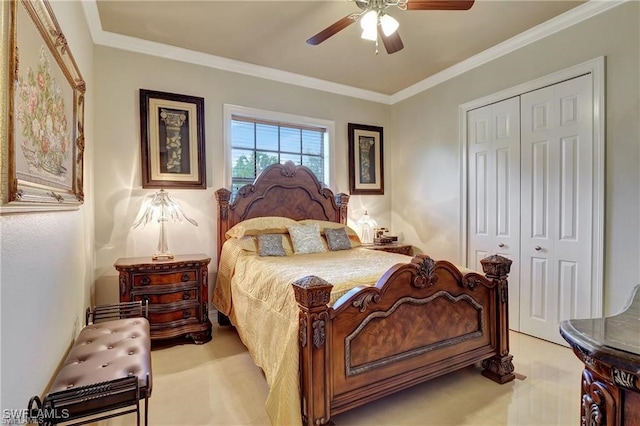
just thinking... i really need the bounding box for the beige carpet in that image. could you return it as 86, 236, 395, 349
96, 325, 583, 425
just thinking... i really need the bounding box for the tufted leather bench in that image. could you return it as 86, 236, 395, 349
28, 302, 152, 425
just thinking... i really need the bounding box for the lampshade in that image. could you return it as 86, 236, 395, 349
380, 14, 399, 36
360, 10, 378, 41
361, 27, 377, 41
132, 189, 197, 260
357, 210, 378, 245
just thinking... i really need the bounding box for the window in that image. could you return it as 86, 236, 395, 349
225, 105, 333, 196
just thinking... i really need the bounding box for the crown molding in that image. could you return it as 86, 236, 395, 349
390, 0, 626, 104
83, 0, 625, 106
80, 1, 390, 104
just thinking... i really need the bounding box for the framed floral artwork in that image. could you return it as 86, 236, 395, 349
348, 123, 384, 195
139, 89, 206, 189
1, 0, 86, 212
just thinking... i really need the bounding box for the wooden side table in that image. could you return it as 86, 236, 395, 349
114, 254, 212, 344
364, 244, 412, 256
560, 285, 640, 425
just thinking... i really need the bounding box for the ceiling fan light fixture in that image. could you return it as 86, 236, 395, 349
360, 9, 378, 41
360, 10, 378, 30
361, 27, 377, 41
380, 14, 399, 36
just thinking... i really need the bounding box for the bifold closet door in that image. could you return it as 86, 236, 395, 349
467, 96, 521, 330
520, 74, 593, 345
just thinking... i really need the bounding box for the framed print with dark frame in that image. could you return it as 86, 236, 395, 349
2, 0, 86, 212
348, 123, 384, 195
139, 89, 206, 189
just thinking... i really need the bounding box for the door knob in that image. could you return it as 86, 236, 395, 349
535, 246, 542, 251
498, 243, 505, 248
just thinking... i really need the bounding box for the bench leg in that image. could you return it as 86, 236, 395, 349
144, 394, 149, 426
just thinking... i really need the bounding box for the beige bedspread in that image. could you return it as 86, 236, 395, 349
212, 238, 410, 425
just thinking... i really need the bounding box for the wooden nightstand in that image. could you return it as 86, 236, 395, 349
364, 244, 412, 256
114, 254, 212, 344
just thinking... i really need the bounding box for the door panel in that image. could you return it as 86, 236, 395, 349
467, 96, 521, 329
520, 74, 592, 345
529, 257, 548, 320
530, 140, 549, 239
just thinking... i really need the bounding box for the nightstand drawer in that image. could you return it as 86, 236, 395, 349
133, 288, 198, 304
132, 270, 196, 287
148, 302, 199, 325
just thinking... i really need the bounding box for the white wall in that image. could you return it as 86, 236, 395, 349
92, 47, 393, 305
390, 2, 640, 315
0, 0, 95, 413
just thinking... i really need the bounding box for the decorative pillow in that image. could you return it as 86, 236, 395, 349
226, 216, 297, 239
287, 224, 326, 255
325, 227, 352, 251
257, 234, 287, 257
298, 219, 362, 248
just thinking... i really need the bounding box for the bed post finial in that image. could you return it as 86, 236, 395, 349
215, 189, 232, 261
292, 276, 333, 426
480, 254, 515, 384
335, 193, 349, 224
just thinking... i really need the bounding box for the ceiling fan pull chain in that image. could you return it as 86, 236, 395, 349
375, 37, 379, 55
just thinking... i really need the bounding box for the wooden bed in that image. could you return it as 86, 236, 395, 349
214, 161, 515, 426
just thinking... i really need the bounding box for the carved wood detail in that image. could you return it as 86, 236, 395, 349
280, 161, 298, 177
119, 274, 127, 296
299, 316, 308, 348
581, 369, 617, 426
481, 354, 515, 383
352, 292, 380, 312
293, 276, 332, 309
462, 274, 484, 290
312, 313, 327, 349
411, 255, 437, 288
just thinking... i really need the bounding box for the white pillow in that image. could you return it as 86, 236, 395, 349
287, 224, 326, 255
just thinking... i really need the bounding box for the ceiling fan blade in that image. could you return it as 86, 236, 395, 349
406, 0, 475, 10
306, 14, 358, 45
380, 29, 404, 54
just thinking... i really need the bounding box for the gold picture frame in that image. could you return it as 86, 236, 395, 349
348, 123, 384, 195
1, 0, 86, 212
139, 89, 206, 189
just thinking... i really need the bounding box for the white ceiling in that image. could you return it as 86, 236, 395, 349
88, 1, 606, 102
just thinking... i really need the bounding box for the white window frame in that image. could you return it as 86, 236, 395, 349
223, 104, 335, 191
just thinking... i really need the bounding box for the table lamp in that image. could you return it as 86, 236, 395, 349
132, 189, 197, 260
357, 210, 377, 245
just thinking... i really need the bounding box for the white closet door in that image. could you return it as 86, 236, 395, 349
467, 97, 521, 329
520, 74, 593, 345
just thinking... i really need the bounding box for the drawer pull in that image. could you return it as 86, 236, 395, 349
182, 291, 191, 300
141, 295, 150, 305
183, 310, 191, 319
181, 273, 190, 282
140, 276, 150, 286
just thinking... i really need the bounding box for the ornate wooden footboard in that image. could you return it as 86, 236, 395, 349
293, 254, 514, 426
215, 161, 514, 426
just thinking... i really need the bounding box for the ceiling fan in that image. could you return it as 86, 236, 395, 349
306, 0, 475, 54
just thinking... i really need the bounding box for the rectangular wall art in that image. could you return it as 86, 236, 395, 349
139, 89, 206, 189
348, 123, 384, 195
2, 0, 86, 211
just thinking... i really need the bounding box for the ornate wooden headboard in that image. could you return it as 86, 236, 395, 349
215, 161, 349, 260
